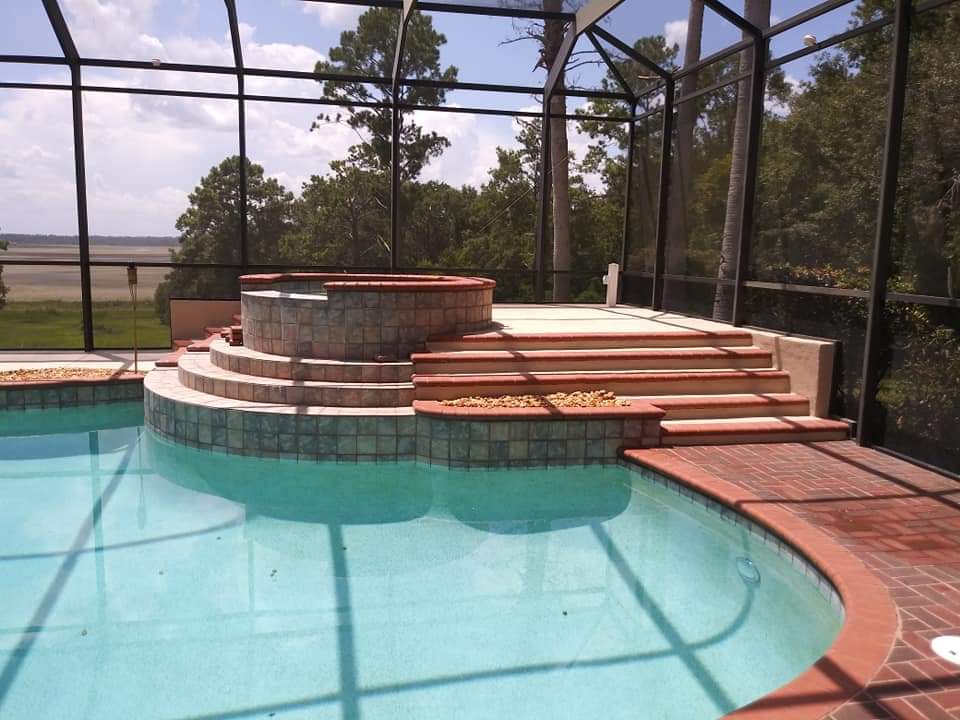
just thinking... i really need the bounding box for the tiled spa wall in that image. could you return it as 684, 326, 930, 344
241, 285, 494, 361
0, 378, 143, 410
144, 386, 661, 466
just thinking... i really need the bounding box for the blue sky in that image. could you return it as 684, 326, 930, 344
0, 0, 860, 237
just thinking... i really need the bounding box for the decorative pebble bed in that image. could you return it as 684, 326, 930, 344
0, 368, 141, 382
439, 390, 630, 409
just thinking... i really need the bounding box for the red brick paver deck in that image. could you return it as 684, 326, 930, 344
624, 441, 960, 720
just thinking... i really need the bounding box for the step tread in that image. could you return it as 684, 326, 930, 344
628, 392, 806, 407
180, 354, 414, 389
413, 369, 790, 386
412, 346, 770, 362
428, 330, 753, 343
661, 416, 849, 435
145, 369, 414, 415
211, 338, 412, 368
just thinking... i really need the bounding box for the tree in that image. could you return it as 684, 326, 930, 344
153, 157, 293, 321
713, 0, 772, 320
314, 8, 458, 180
665, 0, 705, 307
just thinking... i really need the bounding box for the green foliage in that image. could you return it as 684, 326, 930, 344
314, 8, 457, 180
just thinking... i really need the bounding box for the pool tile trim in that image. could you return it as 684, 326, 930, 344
621, 448, 898, 720
0, 374, 144, 408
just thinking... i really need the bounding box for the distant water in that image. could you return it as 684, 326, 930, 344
0, 403, 841, 720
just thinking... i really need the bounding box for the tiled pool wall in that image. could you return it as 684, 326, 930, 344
621, 461, 844, 616
144, 384, 660, 467
241, 283, 494, 362
0, 378, 143, 409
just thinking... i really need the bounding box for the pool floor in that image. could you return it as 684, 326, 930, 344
0, 404, 840, 719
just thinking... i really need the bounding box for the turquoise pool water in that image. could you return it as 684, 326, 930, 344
0, 403, 841, 720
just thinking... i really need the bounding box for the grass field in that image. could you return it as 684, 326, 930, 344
0, 301, 171, 349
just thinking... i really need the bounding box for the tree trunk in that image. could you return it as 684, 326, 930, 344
713, 0, 771, 320
543, 1, 572, 302
550, 93, 572, 301
664, 1, 705, 308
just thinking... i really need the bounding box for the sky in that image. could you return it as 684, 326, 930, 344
0, 0, 859, 238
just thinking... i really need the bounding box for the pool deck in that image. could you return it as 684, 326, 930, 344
627, 441, 960, 720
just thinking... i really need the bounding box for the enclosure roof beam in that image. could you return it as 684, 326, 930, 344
224, 0, 244, 73
585, 30, 635, 101
590, 27, 670, 81
41, 0, 78, 62
392, 0, 417, 99
702, 0, 761, 38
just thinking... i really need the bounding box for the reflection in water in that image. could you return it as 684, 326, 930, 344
0, 419, 842, 720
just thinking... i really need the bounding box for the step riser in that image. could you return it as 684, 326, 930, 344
414, 376, 791, 401
209, 345, 413, 383
663, 430, 848, 446
414, 356, 771, 374
656, 401, 810, 420
427, 337, 754, 352
179, 366, 414, 408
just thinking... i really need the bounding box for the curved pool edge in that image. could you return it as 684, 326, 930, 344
620, 448, 897, 720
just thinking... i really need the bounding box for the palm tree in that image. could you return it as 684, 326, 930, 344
713, 0, 771, 320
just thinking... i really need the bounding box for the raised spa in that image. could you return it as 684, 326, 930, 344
0, 403, 842, 720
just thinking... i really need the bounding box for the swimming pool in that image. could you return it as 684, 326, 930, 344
0, 402, 841, 719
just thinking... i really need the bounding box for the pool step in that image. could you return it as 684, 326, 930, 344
412, 370, 792, 401
411, 346, 772, 374
625, 393, 811, 420
425, 330, 754, 352
178, 353, 414, 407
209, 338, 412, 383
659, 417, 850, 446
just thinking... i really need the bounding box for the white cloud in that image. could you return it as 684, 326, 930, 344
302, 2, 364, 29
665, 18, 688, 59
0, 1, 598, 237
765, 73, 800, 116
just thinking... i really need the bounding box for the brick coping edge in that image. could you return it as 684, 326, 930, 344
620, 448, 898, 720
240, 272, 495, 293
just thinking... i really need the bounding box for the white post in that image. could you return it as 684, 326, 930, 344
604, 262, 620, 307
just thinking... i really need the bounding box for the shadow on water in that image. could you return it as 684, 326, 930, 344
146, 434, 632, 534
442, 466, 632, 534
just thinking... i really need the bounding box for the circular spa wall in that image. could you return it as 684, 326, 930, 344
239, 273, 495, 361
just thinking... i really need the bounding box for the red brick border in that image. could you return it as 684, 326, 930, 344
621, 447, 899, 720
239, 272, 495, 293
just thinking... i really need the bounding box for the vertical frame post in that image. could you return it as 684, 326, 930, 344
534, 102, 551, 303
71, 64, 94, 351
858, 0, 912, 445
730, 34, 768, 327
390, 0, 415, 272
651, 79, 674, 310
225, 0, 248, 270
617, 103, 638, 303
390, 106, 401, 272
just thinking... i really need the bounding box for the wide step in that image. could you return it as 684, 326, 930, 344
209, 338, 412, 383
426, 330, 754, 352
659, 417, 849, 446
412, 346, 772, 374
626, 393, 810, 420
179, 354, 414, 407
413, 370, 791, 400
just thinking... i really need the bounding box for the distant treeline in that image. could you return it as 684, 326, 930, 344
0, 234, 177, 247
